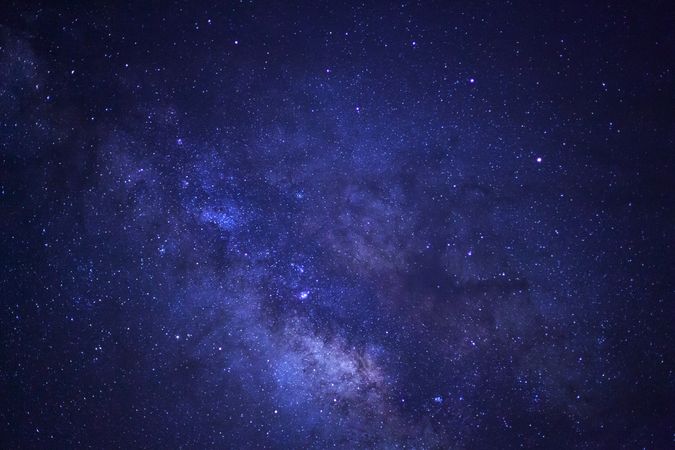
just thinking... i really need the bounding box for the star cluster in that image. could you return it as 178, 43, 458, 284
1, 1, 673, 448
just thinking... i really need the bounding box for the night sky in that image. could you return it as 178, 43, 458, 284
1, 1, 673, 448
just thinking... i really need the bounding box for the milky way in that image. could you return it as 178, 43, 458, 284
1, 1, 673, 448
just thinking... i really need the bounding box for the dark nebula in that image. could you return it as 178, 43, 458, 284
1, 1, 673, 448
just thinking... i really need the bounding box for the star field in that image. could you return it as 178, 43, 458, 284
1, 1, 673, 448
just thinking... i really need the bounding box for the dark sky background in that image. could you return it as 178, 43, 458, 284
1, 1, 673, 448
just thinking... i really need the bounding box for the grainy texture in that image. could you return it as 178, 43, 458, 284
1, 1, 673, 448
